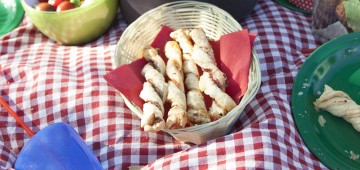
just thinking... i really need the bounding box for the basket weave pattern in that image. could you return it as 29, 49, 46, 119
114, 1, 261, 144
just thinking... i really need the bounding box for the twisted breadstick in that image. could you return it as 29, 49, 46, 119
139, 47, 167, 132
143, 47, 166, 75
314, 85, 360, 132
199, 72, 237, 119
190, 29, 227, 91
164, 41, 187, 129
189, 28, 215, 62
190, 28, 236, 119
170, 29, 210, 125
170, 29, 192, 60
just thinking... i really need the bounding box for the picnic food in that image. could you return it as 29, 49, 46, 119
139, 28, 237, 131
190, 29, 236, 120
35, 0, 84, 12
139, 47, 167, 132
56, 1, 76, 12
314, 85, 360, 132
164, 41, 188, 129
104, 1, 259, 144
199, 72, 237, 120
35, 2, 56, 11
170, 29, 210, 125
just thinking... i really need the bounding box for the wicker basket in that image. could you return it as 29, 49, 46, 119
113, 1, 261, 144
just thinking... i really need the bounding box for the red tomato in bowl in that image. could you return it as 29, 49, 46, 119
56, 1, 76, 12
48, 0, 69, 8
35, 2, 56, 11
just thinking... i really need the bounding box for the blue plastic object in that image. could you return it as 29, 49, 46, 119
15, 122, 103, 170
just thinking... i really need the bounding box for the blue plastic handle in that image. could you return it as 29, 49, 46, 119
15, 122, 103, 170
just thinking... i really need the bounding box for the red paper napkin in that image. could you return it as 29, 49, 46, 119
217, 30, 256, 103
104, 26, 256, 109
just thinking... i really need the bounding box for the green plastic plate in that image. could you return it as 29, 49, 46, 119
273, 0, 312, 15
292, 32, 360, 169
0, 0, 24, 36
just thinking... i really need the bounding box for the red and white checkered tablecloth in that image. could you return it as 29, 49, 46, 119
289, 0, 314, 12
0, 0, 327, 169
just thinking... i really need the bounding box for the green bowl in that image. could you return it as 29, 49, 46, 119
21, 0, 118, 45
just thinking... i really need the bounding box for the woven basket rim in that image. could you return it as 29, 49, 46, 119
115, 1, 241, 52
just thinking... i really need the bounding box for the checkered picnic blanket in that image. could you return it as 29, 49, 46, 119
0, 0, 326, 169
289, 0, 314, 12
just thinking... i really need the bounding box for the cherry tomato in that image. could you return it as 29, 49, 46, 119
48, 0, 69, 8
56, 1, 76, 12
35, 2, 56, 11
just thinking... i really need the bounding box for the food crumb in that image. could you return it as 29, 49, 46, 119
350, 151, 359, 160
317, 91, 321, 95
318, 115, 326, 126
347, 48, 354, 54
298, 91, 303, 96
302, 83, 310, 88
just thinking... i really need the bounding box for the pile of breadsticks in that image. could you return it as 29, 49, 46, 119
139, 28, 237, 132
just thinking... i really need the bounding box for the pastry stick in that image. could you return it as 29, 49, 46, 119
314, 85, 360, 132
164, 41, 187, 129
143, 47, 166, 75
190, 28, 227, 91
139, 47, 167, 132
189, 28, 215, 62
170, 29, 210, 125
190, 28, 236, 119
199, 72, 236, 120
